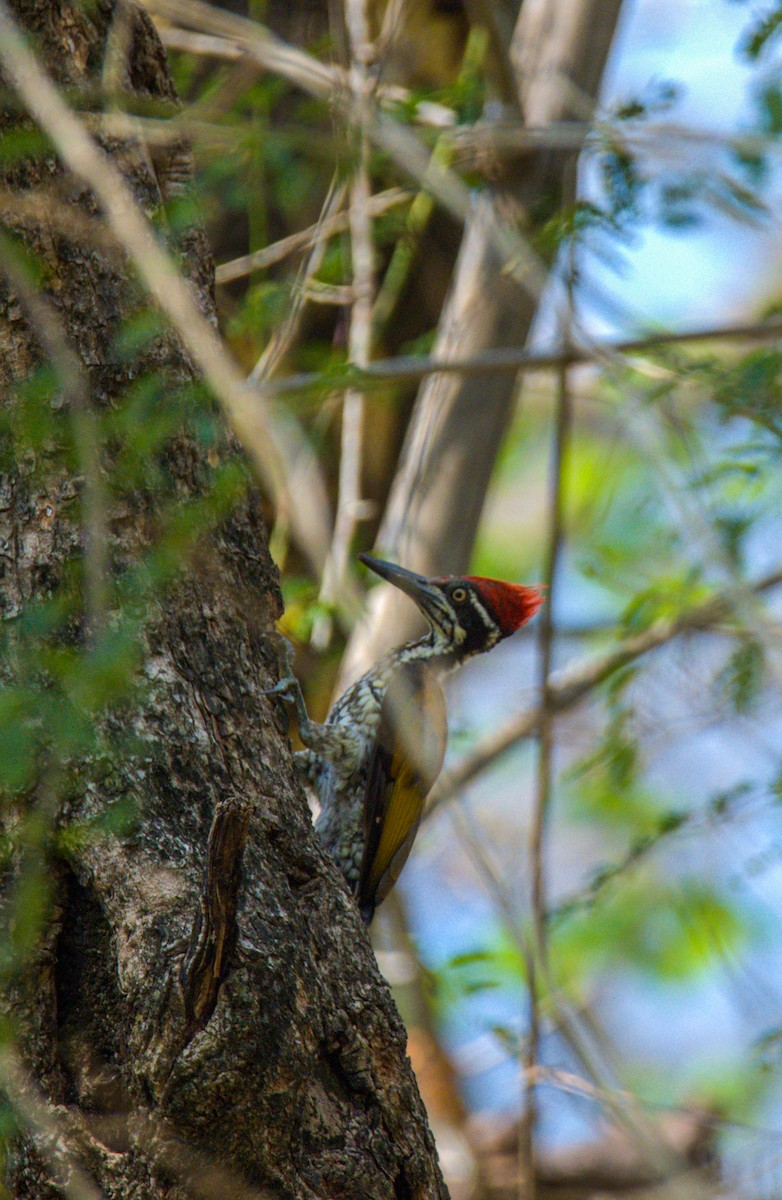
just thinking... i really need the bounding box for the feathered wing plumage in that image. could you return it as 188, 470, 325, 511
356, 661, 447, 923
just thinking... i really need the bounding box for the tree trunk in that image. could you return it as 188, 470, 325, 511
0, 3, 446, 1197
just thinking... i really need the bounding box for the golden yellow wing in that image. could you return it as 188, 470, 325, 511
356, 662, 447, 923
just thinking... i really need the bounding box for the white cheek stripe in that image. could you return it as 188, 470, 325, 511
431, 609, 462, 645
469, 592, 500, 645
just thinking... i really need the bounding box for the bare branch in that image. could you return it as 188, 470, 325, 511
448, 794, 692, 1189
314, 0, 377, 640
451, 115, 782, 168
269, 313, 782, 396
215, 188, 409, 285
250, 180, 346, 383
141, 0, 340, 99
246, 182, 346, 573
149, 0, 456, 128
148, 0, 549, 311
370, 138, 452, 337
158, 26, 245, 62
373, 111, 549, 301
521, 344, 574, 1200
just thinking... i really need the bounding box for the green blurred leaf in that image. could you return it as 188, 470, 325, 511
720, 639, 765, 713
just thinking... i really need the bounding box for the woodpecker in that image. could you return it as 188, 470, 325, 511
269, 554, 543, 924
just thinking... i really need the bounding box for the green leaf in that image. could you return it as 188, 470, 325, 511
720, 640, 764, 713
740, 6, 782, 60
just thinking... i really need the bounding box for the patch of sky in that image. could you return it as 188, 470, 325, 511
584, 0, 780, 332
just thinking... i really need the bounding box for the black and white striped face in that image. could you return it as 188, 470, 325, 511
425, 577, 501, 656
358, 554, 543, 660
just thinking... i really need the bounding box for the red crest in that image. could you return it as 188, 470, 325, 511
466, 577, 544, 636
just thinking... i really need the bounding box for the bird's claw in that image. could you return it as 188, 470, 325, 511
261, 633, 303, 712
261, 676, 299, 706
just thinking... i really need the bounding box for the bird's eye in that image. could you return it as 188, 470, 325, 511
451, 587, 467, 603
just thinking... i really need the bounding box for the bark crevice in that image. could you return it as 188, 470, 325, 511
179, 795, 251, 1042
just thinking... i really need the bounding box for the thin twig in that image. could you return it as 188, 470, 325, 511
302, 282, 355, 305
215, 188, 409, 285
450, 760, 714, 1196
95, 110, 239, 150
374, 110, 548, 304
450, 114, 782, 166
250, 179, 346, 383
146, 0, 549, 308
370, 22, 487, 338
0, 1046, 103, 1200
269, 314, 782, 396
315, 0, 376, 643
158, 25, 245, 61
549, 780, 767, 930
370, 122, 453, 337
149, 0, 455, 128
143, 0, 340, 97
520, 344, 573, 1200
569, 309, 782, 691
449, 801, 691, 1189
245, 180, 345, 571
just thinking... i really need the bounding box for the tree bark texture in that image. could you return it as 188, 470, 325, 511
0, 3, 447, 1198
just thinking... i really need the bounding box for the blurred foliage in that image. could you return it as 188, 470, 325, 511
449, 5, 782, 1132
3, 0, 782, 1179
738, 1, 782, 61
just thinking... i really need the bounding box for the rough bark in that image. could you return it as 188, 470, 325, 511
0, 3, 447, 1197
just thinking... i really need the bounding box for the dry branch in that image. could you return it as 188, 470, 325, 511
142, 0, 340, 98
315, 0, 377, 636
269, 314, 782, 396
522, 342, 575, 1199
215, 188, 410, 285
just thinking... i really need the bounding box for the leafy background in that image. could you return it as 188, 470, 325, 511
4, 0, 782, 1195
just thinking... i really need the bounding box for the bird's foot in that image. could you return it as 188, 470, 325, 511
261, 676, 299, 705
261, 632, 305, 712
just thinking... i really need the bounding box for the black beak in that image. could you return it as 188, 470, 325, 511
358, 554, 441, 612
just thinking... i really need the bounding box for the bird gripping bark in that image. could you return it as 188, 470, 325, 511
268, 555, 543, 923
